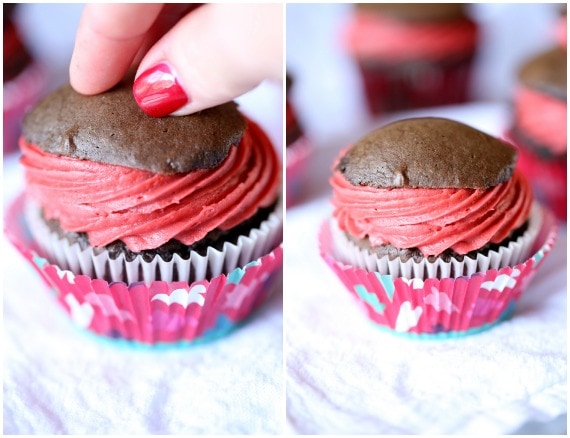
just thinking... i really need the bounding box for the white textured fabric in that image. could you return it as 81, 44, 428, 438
285, 181, 567, 435
3, 156, 283, 435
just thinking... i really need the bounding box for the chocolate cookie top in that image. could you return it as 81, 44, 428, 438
356, 3, 467, 22
337, 117, 517, 189
518, 47, 567, 99
23, 82, 246, 174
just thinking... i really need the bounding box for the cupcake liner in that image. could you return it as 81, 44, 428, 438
24, 197, 283, 285
330, 202, 542, 279
319, 204, 557, 337
357, 55, 474, 115
3, 61, 47, 155
6, 194, 283, 346
504, 129, 567, 221
286, 136, 313, 208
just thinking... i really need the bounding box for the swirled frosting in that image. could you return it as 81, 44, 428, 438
21, 119, 280, 252
343, 10, 477, 62
514, 85, 567, 154
331, 158, 533, 256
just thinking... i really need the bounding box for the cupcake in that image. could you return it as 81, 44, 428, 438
6, 82, 283, 346
342, 3, 478, 116
320, 117, 557, 337
505, 47, 567, 221
285, 74, 312, 207
3, 4, 46, 155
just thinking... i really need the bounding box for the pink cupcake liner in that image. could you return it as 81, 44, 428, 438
3, 62, 47, 156
504, 129, 567, 221
319, 206, 557, 337
286, 136, 313, 208
5, 194, 283, 346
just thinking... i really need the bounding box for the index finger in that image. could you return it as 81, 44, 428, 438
70, 3, 163, 95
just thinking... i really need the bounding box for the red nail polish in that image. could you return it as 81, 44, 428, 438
133, 63, 189, 117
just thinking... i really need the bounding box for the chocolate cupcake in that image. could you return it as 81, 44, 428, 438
9, 82, 283, 345
342, 3, 478, 115
320, 117, 557, 337
506, 47, 567, 221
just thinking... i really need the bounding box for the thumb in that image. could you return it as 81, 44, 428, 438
132, 4, 283, 117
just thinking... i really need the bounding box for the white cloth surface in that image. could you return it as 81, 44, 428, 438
2, 155, 283, 435
284, 103, 567, 435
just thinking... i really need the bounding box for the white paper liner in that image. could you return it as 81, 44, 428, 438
330, 202, 543, 279
25, 198, 283, 284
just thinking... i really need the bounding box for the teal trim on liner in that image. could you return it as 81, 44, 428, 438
355, 285, 386, 314
68, 313, 243, 351
374, 272, 395, 302
372, 303, 515, 341
47, 283, 277, 351
532, 249, 545, 268
227, 260, 261, 284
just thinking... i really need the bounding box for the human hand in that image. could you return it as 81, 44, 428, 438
69, 3, 282, 117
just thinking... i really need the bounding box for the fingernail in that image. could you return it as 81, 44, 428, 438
133, 63, 189, 117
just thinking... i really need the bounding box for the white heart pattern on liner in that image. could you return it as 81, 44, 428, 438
151, 285, 207, 308
401, 277, 425, 289
481, 269, 520, 292
64, 294, 94, 328
55, 267, 75, 284
395, 301, 423, 332
424, 287, 459, 313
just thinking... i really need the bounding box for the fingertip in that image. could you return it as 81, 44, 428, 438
133, 4, 283, 117
69, 69, 104, 96
69, 62, 126, 96
69, 3, 163, 96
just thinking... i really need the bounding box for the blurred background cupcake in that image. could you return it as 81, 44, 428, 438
286, 74, 313, 207
505, 6, 567, 222
3, 4, 47, 156
341, 3, 479, 116
287, 4, 563, 147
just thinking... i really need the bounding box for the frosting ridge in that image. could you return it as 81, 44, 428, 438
331, 161, 533, 256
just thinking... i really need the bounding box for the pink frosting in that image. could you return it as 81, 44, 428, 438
342, 10, 477, 62
21, 119, 280, 252
514, 85, 567, 154
331, 163, 533, 256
